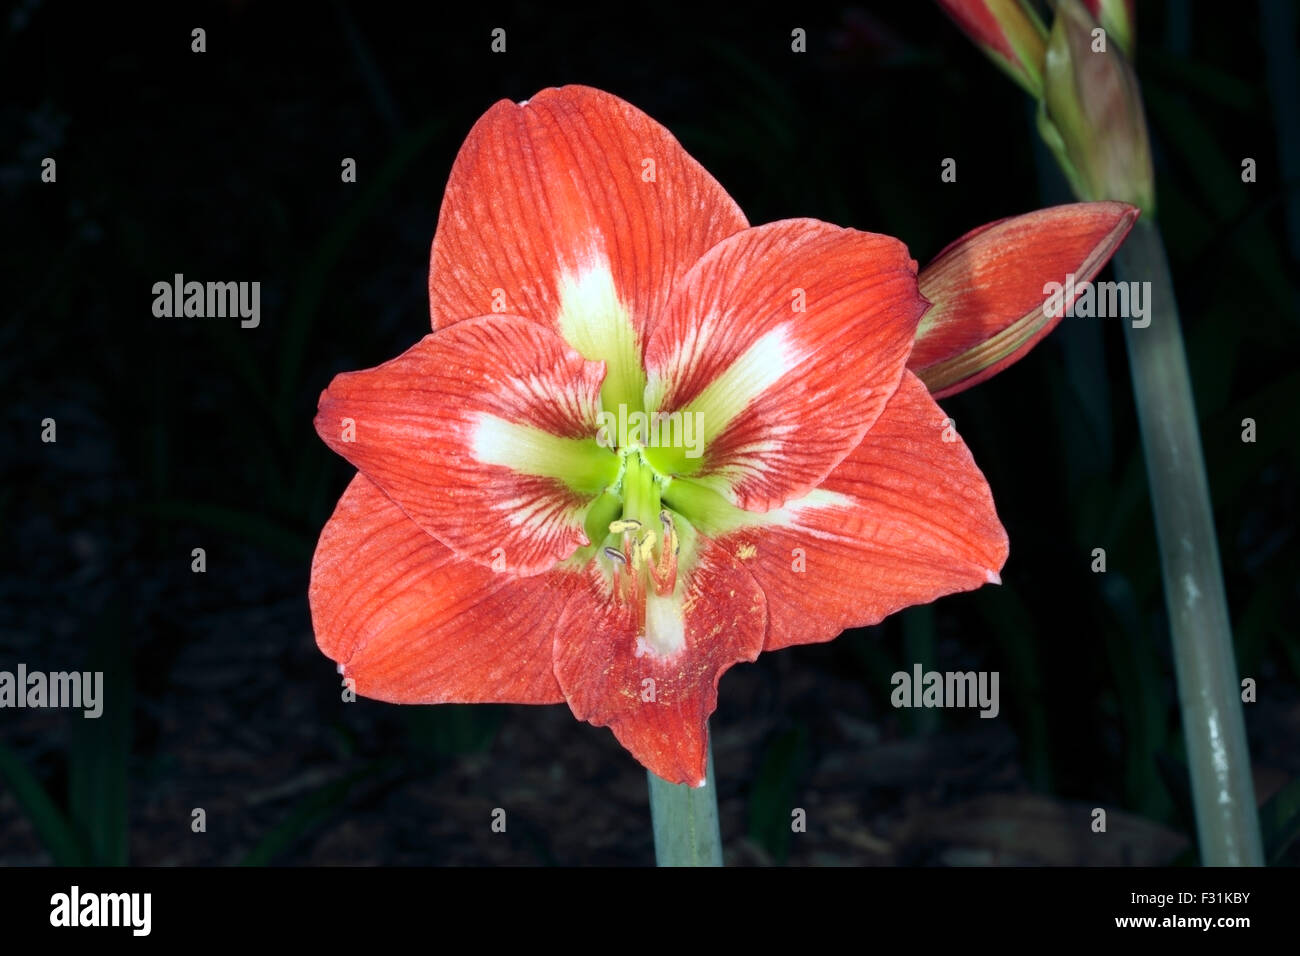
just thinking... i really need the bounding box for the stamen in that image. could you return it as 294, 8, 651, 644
659, 509, 680, 556
599, 475, 680, 614
650, 511, 679, 596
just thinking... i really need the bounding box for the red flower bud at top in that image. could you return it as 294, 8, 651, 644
936, 0, 1050, 98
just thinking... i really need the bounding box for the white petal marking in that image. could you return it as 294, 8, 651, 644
471, 413, 598, 481
556, 250, 642, 409
643, 589, 686, 658
683, 324, 800, 447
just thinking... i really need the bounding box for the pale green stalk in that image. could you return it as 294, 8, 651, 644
1112, 219, 1263, 865
648, 735, 723, 866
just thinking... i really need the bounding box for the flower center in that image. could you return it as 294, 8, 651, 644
582, 444, 687, 657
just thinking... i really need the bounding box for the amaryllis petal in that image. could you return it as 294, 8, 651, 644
314, 314, 614, 576
427, 85, 748, 412
310, 474, 569, 704
552, 522, 766, 785
911, 201, 1138, 398
684, 372, 1007, 651
643, 219, 928, 512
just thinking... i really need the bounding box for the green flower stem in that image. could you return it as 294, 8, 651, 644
648, 733, 723, 866
1113, 217, 1263, 866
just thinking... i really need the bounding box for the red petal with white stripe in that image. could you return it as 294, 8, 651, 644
643, 219, 929, 511
714, 372, 1009, 650
552, 527, 766, 785
314, 314, 610, 575
428, 85, 747, 357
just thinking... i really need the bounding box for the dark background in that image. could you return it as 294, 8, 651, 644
3, 1, 1297, 865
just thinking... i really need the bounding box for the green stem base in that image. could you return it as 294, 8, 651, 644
647, 736, 723, 866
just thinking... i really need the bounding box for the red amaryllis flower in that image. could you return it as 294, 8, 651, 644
310, 85, 1111, 785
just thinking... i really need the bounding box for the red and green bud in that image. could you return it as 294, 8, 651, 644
1083, 0, 1136, 57
936, 0, 1049, 98
1039, 0, 1155, 215
911, 201, 1139, 398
